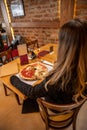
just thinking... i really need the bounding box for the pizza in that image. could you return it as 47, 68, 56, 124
19, 62, 48, 80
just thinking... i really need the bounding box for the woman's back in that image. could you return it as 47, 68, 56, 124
45, 18, 87, 103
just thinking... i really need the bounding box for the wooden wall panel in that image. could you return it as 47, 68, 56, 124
11, 21, 60, 28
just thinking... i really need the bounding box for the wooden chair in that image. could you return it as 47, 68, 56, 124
37, 97, 86, 130
26, 39, 39, 52
0, 49, 21, 104
0, 48, 13, 95
0, 48, 13, 65
0, 48, 22, 105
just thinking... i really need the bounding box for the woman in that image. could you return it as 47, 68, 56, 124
10, 18, 87, 104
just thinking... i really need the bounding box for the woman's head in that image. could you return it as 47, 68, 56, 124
58, 18, 87, 67
47, 18, 87, 101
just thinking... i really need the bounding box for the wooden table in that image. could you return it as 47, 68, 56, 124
0, 43, 58, 105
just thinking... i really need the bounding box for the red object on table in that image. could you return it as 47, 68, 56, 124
37, 50, 49, 58
20, 54, 29, 65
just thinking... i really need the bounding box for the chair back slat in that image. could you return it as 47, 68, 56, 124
38, 98, 86, 112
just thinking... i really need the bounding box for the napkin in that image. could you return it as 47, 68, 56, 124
37, 50, 49, 57
16, 73, 36, 85
41, 60, 54, 66
20, 54, 29, 65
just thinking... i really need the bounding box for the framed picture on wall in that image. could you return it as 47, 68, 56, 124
11, 0, 25, 17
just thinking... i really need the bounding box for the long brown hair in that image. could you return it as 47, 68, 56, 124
45, 18, 87, 102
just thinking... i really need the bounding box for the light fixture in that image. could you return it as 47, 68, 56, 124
4, 0, 15, 39
73, 0, 77, 18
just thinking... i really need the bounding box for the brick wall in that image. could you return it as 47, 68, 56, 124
0, 0, 87, 46
75, 0, 87, 19
10, 0, 59, 22
8, 0, 59, 46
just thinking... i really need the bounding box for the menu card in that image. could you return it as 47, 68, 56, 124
0, 62, 18, 77
17, 44, 29, 65
17, 44, 27, 56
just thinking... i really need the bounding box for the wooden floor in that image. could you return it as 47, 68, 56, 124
0, 81, 87, 130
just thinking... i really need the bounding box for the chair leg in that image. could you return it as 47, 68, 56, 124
46, 123, 49, 130
72, 112, 78, 130
46, 125, 49, 130
73, 121, 76, 130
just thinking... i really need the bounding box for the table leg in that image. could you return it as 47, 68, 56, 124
3, 84, 8, 96
14, 93, 22, 105
3, 83, 22, 105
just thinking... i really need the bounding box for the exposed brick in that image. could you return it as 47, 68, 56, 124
0, 0, 87, 46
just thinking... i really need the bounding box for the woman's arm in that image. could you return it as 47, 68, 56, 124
10, 75, 47, 99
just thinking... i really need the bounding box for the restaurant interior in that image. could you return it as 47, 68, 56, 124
0, 0, 87, 130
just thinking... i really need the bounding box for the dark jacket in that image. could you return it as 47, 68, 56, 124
10, 75, 76, 104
